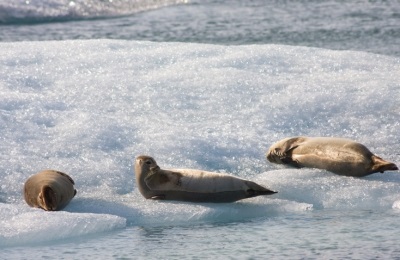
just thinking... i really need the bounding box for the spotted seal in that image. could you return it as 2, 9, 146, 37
266, 136, 398, 177
134, 155, 277, 202
24, 170, 77, 211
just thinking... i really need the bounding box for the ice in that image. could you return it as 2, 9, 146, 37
0, 40, 399, 247
0, 203, 126, 247
393, 200, 400, 209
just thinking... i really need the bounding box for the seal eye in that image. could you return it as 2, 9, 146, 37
145, 160, 152, 165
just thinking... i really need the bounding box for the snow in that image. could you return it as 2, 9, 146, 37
0, 40, 399, 247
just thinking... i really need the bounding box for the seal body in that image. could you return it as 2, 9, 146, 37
24, 170, 77, 211
134, 155, 277, 203
266, 136, 398, 177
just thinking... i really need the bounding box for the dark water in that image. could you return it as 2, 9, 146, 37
3, 210, 400, 259
1, 0, 400, 57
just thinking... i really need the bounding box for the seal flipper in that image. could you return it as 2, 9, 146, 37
371, 155, 398, 173
278, 145, 302, 168
281, 156, 302, 168
245, 181, 277, 198
145, 172, 171, 189
247, 188, 277, 198
39, 186, 57, 211
145, 170, 182, 190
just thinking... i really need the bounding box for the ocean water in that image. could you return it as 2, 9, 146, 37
1, 1, 400, 259
1, 0, 400, 57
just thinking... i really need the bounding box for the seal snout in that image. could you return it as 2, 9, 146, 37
136, 155, 156, 167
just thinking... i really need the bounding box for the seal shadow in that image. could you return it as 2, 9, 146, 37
363, 171, 400, 183
65, 197, 140, 226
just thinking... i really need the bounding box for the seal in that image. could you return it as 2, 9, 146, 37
266, 136, 398, 177
134, 155, 277, 203
24, 170, 77, 211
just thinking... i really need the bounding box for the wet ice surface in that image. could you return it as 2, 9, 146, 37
0, 40, 399, 257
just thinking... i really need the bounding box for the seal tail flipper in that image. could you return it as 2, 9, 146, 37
371, 155, 399, 173
245, 181, 277, 198
39, 186, 57, 211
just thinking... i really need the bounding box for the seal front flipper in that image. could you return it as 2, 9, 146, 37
276, 145, 302, 168
144, 170, 182, 190
280, 156, 302, 168
144, 171, 170, 189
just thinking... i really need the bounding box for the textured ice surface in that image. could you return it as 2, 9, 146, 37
0, 40, 399, 247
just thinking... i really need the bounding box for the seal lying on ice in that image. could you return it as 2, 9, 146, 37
24, 170, 77, 211
134, 155, 277, 203
266, 136, 398, 177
